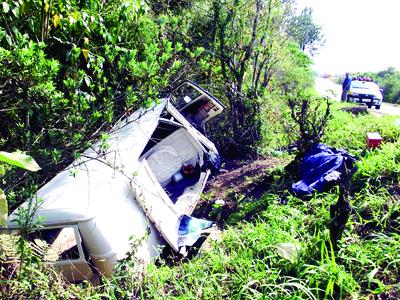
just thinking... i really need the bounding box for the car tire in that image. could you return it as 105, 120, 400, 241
367, 103, 372, 108
375, 104, 381, 110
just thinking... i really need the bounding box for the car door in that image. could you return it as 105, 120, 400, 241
166, 102, 219, 155
169, 80, 225, 133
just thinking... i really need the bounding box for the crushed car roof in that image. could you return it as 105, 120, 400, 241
8, 100, 167, 227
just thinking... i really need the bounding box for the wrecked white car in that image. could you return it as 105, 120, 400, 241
6, 81, 224, 282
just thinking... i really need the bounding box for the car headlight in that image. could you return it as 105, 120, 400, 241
349, 92, 358, 96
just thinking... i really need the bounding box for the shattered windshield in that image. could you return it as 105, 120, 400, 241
170, 85, 202, 110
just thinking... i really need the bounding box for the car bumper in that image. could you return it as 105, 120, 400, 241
347, 96, 382, 105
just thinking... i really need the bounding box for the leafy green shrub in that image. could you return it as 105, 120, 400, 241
259, 94, 295, 153
259, 95, 330, 156
1, 0, 186, 207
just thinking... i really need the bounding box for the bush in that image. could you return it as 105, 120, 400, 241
1, 0, 186, 207
287, 96, 331, 159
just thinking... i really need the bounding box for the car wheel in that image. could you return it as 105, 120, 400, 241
375, 104, 381, 110
367, 103, 372, 108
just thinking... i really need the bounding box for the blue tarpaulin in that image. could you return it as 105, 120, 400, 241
292, 144, 356, 197
177, 215, 213, 249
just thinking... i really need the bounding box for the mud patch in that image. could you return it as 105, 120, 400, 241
194, 156, 288, 223
204, 156, 287, 200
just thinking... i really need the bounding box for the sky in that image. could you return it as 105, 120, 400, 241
295, 0, 400, 75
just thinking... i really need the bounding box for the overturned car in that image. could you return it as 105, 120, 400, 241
6, 81, 224, 282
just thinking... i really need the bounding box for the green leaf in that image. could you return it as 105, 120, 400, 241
0, 188, 7, 227
2, 2, 10, 13
5, 34, 12, 46
0, 165, 4, 175
53, 13, 62, 28
11, 6, 19, 17
70, 46, 81, 62
0, 151, 41, 171
82, 48, 89, 61
195, 46, 205, 56
84, 75, 91, 87
11, 26, 19, 36
72, 11, 80, 21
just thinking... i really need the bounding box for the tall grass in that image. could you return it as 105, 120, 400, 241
354, 141, 400, 184
133, 193, 362, 299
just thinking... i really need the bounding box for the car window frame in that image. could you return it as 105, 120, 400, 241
28, 224, 88, 266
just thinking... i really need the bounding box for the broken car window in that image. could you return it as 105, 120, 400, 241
28, 227, 81, 261
170, 85, 202, 110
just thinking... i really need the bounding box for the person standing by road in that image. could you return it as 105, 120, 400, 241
341, 72, 352, 101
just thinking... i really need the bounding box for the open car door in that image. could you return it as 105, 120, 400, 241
169, 81, 225, 133
131, 160, 213, 254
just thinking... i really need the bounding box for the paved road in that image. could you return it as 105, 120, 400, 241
315, 77, 400, 117
371, 102, 400, 117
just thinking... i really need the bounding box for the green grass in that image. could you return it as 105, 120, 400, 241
354, 141, 400, 185
133, 184, 399, 299
323, 104, 400, 154
133, 193, 363, 300
339, 232, 400, 295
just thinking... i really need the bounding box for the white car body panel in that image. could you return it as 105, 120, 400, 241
6, 81, 224, 282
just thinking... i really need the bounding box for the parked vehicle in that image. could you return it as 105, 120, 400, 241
5, 81, 224, 282
347, 78, 383, 109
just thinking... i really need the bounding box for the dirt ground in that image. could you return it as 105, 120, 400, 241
192, 156, 289, 252
193, 156, 288, 224
204, 156, 287, 201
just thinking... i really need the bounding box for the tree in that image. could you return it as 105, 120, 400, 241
0, 0, 184, 205
271, 42, 314, 96
147, 0, 193, 14
209, 0, 291, 154
357, 67, 400, 104
287, 7, 324, 55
